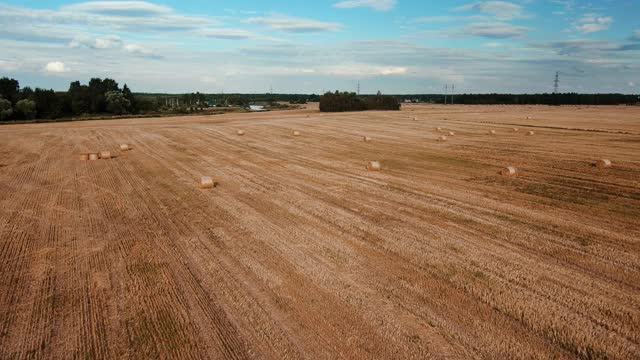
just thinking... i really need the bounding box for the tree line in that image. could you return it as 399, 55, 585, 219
0, 76, 143, 121
319, 91, 401, 112
2, 75, 637, 122
0, 76, 319, 122
400, 93, 639, 105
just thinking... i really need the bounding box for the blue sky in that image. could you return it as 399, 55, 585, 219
0, 0, 638, 93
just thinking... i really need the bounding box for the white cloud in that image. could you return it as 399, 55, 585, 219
95, 35, 122, 49
67, 35, 158, 57
550, 0, 575, 11
629, 82, 635, 87
632, 30, 640, 41
413, 66, 465, 84
531, 39, 640, 55
0, 59, 21, 72
484, 42, 503, 47
70, 35, 123, 49
323, 63, 408, 77
199, 28, 256, 40
61, 1, 171, 16
124, 44, 152, 55
534, 39, 609, 54
0, 3, 219, 34
333, 0, 397, 11
200, 76, 219, 85
414, 15, 487, 23
245, 16, 341, 33
44, 61, 68, 73
575, 13, 612, 34
575, 23, 607, 33
458, 22, 528, 38
214, 65, 318, 77
456, 1, 526, 21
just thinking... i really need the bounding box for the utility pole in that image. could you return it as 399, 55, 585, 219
444, 84, 448, 104
451, 84, 455, 105
553, 72, 559, 94
357, 81, 360, 95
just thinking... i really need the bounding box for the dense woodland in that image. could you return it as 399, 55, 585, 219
319, 91, 401, 112
0, 77, 142, 121
1, 76, 638, 122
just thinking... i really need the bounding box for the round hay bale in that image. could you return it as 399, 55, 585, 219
436, 127, 442, 131
366, 161, 381, 171
88, 153, 99, 161
596, 159, 611, 169
363, 136, 372, 142
437, 135, 448, 142
79, 153, 89, 161
489, 130, 496, 135
448, 131, 455, 136
512, 128, 519, 132
237, 130, 245, 136
526, 116, 532, 119
99, 151, 111, 159
413, 117, 418, 121
200, 176, 215, 189
119, 144, 130, 151
526, 131, 535, 136
293, 131, 301, 136
501, 166, 517, 177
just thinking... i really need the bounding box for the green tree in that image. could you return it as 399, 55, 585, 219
226, 95, 247, 106
0, 97, 13, 121
88, 78, 120, 113
21, 87, 34, 101
319, 91, 366, 112
88, 78, 105, 113
33, 88, 62, 119
365, 92, 401, 110
15, 99, 37, 120
0, 77, 20, 104
102, 78, 119, 92
196, 92, 206, 107
122, 84, 136, 113
105, 91, 131, 115
68, 81, 89, 115
135, 96, 160, 112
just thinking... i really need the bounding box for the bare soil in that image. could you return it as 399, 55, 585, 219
1, 104, 639, 359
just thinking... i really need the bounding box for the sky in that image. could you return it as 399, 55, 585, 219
0, 0, 638, 94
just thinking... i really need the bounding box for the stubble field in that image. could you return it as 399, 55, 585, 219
0, 104, 639, 359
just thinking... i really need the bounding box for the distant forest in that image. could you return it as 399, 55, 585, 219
1, 76, 638, 122
399, 93, 640, 105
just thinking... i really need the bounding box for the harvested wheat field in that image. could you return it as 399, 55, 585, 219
0, 104, 639, 359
